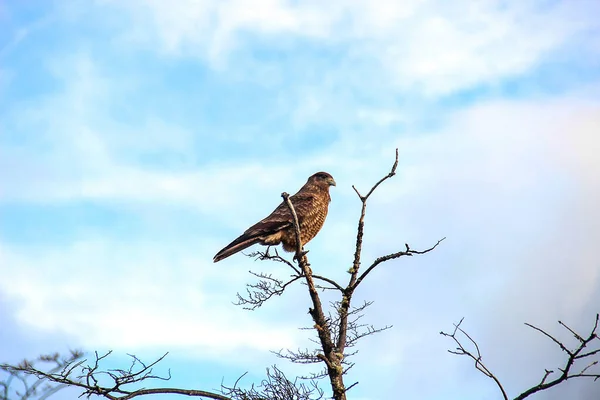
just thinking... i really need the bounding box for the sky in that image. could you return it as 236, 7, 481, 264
1, 0, 600, 399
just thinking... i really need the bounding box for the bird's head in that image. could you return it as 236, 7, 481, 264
308, 172, 336, 188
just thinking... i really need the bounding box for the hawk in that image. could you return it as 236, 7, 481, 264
213, 172, 336, 263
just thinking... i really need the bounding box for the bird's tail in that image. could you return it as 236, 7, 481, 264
213, 235, 262, 263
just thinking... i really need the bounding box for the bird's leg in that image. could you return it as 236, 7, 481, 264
264, 245, 272, 258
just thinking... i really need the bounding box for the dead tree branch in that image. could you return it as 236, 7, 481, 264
234, 271, 303, 310
248, 249, 344, 292
1, 350, 83, 400
235, 250, 344, 309
353, 238, 445, 290
2, 351, 231, 400
515, 314, 600, 400
247, 248, 301, 275
3, 351, 327, 400
441, 315, 600, 400
440, 318, 508, 400
220, 365, 324, 400
336, 148, 443, 391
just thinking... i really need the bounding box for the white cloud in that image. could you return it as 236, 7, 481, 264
99, 0, 600, 95
0, 238, 302, 355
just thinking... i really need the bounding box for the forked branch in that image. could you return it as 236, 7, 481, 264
440, 318, 508, 400
515, 314, 600, 400
2, 351, 231, 400
0, 350, 83, 400
353, 238, 445, 290
337, 148, 443, 369
441, 315, 600, 400
234, 272, 303, 310
350, 148, 399, 279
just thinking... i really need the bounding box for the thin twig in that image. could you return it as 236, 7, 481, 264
524, 323, 573, 356
442, 315, 600, 400
515, 314, 600, 399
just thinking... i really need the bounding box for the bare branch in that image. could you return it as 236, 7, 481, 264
442, 315, 600, 400
2, 351, 232, 400
331, 148, 403, 377
352, 148, 399, 202
345, 381, 359, 393
221, 366, 324, 400
1, 350, 83, 400
246, 248, 301, 276
309, 275, 344, 292
273, 349, 323, 365
353, 238, 445, 290
515, 314, 600, 399
524, 322, 573, 356
559, 320, 585, 343
538, 369, 554, 386
440, 318, 508, 400
350, 148, 399, 279
281, 192, 307, 263
235, 272, 303, 310
576, 348, 600, 360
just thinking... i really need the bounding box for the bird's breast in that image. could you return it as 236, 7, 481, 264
280, 191, 330, 252
299, 201, 328, 243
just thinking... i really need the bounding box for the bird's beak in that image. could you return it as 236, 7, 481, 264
328, 178, 336, 187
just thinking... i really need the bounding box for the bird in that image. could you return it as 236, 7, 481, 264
213, 172, 336, 263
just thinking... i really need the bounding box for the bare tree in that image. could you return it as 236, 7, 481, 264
235, 148, 443, 399
441, 314, 600, 399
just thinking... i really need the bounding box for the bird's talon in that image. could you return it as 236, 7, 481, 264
294, 250, 309, 261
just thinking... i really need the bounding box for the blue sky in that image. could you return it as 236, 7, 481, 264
1, 1, 600, 399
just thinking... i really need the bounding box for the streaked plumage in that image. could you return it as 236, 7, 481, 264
213, 172, 336, 263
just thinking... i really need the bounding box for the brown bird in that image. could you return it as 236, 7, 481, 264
213, 172, 336, 263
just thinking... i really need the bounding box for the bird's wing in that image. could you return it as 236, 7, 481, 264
213, 190, 322, 262
243, 192, 316, 237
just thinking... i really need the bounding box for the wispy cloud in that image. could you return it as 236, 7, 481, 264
103, 0, 600, 95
